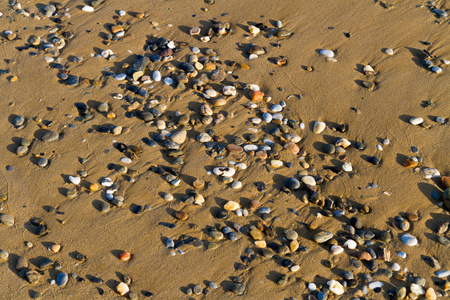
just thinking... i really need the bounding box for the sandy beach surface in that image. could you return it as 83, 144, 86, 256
0, 0, 449, 299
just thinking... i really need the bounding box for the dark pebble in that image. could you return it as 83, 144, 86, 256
280, 259, 293, 268
215, 209, 229, 219
368, 156, 380, 165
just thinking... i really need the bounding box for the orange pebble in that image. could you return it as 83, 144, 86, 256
249, 90, 264, 102
119, 251, 131, 261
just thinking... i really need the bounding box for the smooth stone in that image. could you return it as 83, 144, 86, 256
323, 144, 335, 154
410, 117, 424, 125
153, 71, 161, 81
230, 283, 245, 295
14, 115, 25, 127
313, 121, 326, 134
314, 231, 333, 243
116, 282, 129, 296
213, 167, 235, 177
41, 130, 59, 142
215, 209, 229, 219
56, 272, 68, 287
285, 229, 298, 241
26, 270, 41, 285
320, 49, 335, 58
401, 234, 418, 246
37, 158, 48, 168
328, 280, 344, 295
170, 130, 187, 144
67, 76, 79, 86
0, 249, 8, 261
285, 177, 300, 190
68, 175, 81, 185
436, 270, 450, 278
301, 175, 316, 186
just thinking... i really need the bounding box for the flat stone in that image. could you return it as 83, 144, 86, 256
41, 130, 59, 142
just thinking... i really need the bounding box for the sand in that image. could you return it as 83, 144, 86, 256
0, 0, 449, 299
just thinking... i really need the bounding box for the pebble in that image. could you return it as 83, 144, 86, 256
213, 167, 235, 177
436, 270, 450, 278
313, 121, 326, 134
328, 280, 344, 295
82, 5, 94, 12
41, 130, 59, 142
320, 49, 335, 58
409, 117, 424, 125
401, 234, 418, 246
68, 175, 81, 185
116, 282, 129, 296
56, 272, 69, 287
285, 177, 300, 190
0, 214, 14, 227
314, 231, 333, 243
301, 175, 316, 186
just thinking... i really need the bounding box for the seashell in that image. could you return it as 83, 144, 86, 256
363, 65, 375, 75
313, 121, 326, 134
409, 117, 423, 125
290, 240, 299, 252
222, 85, 237, 96
116, 282, 129, 296
320, 49, 335, 58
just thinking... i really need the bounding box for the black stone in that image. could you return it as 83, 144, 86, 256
368, 156, 380, 165
179, 62, 195, 73
215, 209, 229, 219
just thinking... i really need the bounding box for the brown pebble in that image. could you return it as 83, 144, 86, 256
227, 144, 243, 153
358, 251, 372, 261
249, 90, 264, 101
249, 200, 261, 209
240, 63, 249, 70
407, 213, 418, 222
442, 176, 450, 188
10, 76, 18, 82
256, 151, 268, 159
174, 211, 188, 221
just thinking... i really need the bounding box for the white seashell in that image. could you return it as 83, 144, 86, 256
368, 281, 383, 290
391, 263, 400, 271
116, 282, 129, 296
344, 239, 357, 249
409, 117, 423, 125
114, 73, 127, 80
313, 121, 326, 134
222, 85, 237, 96
200, 36, 210, 43
68, 176, 81, 185
243, 145, 258, 151
153, 71, 161, 82
320, 49, 335, 58
213, 167, 236, 177
422, 168, 440, 179
301, 175, 316, 186
363, 65, 375, 74
327, 280, 344, 295
82, 5, 94, 12
384, 48, 394, 55
120, 157, 132, 164
401, 234, 418, 246
331, 245, 344, 255
436, 270, 450, 278
341, 162, 353, 172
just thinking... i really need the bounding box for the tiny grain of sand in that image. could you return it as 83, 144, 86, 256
0, 0, 449, 299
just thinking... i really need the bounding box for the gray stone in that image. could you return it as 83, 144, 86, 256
41, 130, 59, 142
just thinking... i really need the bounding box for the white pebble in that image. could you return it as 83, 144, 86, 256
308, 283, 317, 291
290, 265, 300, 272
397, 252, 406, 258
320, 49, 335, 58
68, 175, 81, 185
344, 239, 357, 249
164, 77, 173, 85
153, 71, 161, 82
101, 177, 113, 187
436, 270, 450, 278
120, 157, 132, 164
391, 263, 400, 271
231, 181, 242, 189
262, 113, 272, 123
384, 48, 394, 55
114, 73, 127, 80
251, 118, 262, 124
376, 145, 383, 151
409, 117, 423, 125
431, 66, 442, 74
271, 104, 283, 112
82, 5, 94, 12
368, 281, 383, 290
118, 10, 126, 16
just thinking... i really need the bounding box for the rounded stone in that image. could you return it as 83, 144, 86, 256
285, 177, 300, 190
41, 130, 59, 142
